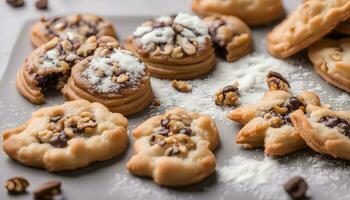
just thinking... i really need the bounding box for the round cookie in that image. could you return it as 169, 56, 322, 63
291, 105, 350, 160
61, 48, 153, 116
267, 0, 350, 58
124, 13, 216, 80
2, 100, 128, 172
308, 38, 350, 93
30, 14, 116, 48
204, 15, 253, 62
126, 108, 219, 186
16, 34, 119, 104
191, 0, 285, 26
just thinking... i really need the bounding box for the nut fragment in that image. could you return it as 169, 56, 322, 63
266, 71, 290, 91
171, 46, 184, 59
5, 177, 29, 194
215, 83, 239, 106
172, 80, 192, 93
284, 176, 308, 199
33, 181, 61, 200
116, 74, 129, 83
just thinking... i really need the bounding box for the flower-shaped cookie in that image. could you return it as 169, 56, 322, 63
291, 105, 350, 160
227, 90, 320, 156
126, 108, 219, 186
2, 100, 128, 171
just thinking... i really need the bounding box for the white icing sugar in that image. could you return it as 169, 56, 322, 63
174, 13, 208, 35
140, 27, 175, 45
110, 49, 145, 74
155, 15, 172, 23
133, 26, 153, 37
82, 48, 145, 93
42, 49, 59, 68
65, 31, 77, 41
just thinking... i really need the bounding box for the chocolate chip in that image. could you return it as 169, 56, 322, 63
288, 97, 303, 109
158, 128, 170, 136
267, 71, 290, 87
160, 118, 170, 128
158, 140, 166, 146
49, 132, 68, 148
35, 0, 48, 10
150, 135, 156, 145
33, 181, 61, 200
284, 176, 308, 199
167, 147, 180, 156
5, 177, 29, 194
50, 116, 62, 123
179, 128, 192, 136
222, 85, 238, 94
6, 0, 24, 7
320, 116, 350, 138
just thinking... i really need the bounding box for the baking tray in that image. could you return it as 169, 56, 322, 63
2, 3, 350, 200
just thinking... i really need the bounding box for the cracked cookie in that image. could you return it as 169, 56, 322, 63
267, 0, 350, 58
2, 100, 128, 171
30, 14, 116, 48
126, 108, 219, 186
204, 15, 253, 62
227, 90, 320, 156
124, 13, 216, 80
291, 105, 350, 160
16, 33, 118, 104
308, 38, 350, 93
192, 0, 285, 26
62, 46, 153, 116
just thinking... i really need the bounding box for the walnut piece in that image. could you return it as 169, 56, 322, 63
215, 83, 239, 106
266, 71, 290, 91
172, 80, 192, 93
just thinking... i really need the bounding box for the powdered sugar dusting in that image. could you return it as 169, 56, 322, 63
82, 48, 145, 93
41, 49, 59, 68
174, 13, 208, 35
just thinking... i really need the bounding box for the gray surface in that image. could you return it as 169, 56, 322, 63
2, 1, 350, 200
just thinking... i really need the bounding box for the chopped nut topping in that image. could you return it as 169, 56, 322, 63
172, 80, 192, 93
266, 71, 290, 91
215, 82, 239, 106
115, 74, 129, 83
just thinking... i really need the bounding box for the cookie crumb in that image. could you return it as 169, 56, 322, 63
283, 176, 308, 199
33, 181, 61, 200
5, 177, 29, 194
171, 80, 192, 93
266, 71, 290, 91
153, 99, 161, 106
35, 0, 48, 10
215, 82, 239, 106
6, 0, 24, 7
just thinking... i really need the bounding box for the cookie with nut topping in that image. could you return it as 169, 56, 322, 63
62, 46, 153, 116
126, 108, 219, 186
266, 71, 290, 92
16, 33, 118, 104
204, 15, 253, 62
2, 100, 128, 171
124, 13, 216, 80
192, 0, 285, 26
267, 0, 350, 58
227, 90, 320, 156
308, 38, 350, 93
291, 105, 350, 160
30, 14, 116, 48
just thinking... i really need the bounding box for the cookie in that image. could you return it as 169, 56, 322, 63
126, 108, 219, 186
204, 15, 253, 62
308, 38, 350, 93
335, 19, 350, 35
291, 105, 350, 160
124, 13, 216, 80
61, 47, 153, 116
192, 0, 285, 26
267, 0, 350, 58
2, 100, 128, 171
227, 90, 320, 156
30, 14, 116, 48
16, 33, 118, 104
